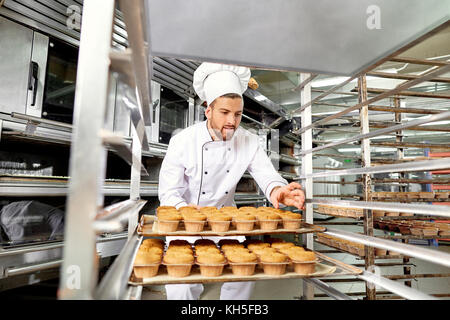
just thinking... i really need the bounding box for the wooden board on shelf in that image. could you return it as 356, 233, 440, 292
137, 215, 326, 237
128, 252, 362, 286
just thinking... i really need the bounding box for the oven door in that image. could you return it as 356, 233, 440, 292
0, 16, 48, 118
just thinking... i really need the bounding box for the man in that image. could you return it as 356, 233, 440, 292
158, 62, 305, 300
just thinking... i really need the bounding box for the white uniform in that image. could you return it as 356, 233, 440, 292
158, 120, 288, 300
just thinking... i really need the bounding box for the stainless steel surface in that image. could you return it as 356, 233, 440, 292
303, 278, 354, 300
357, 271, 438, 300
311, 199, 450, 218
95, 231, 142, 300
25, 31, 48, 117
11, 112, 73, 130
294, 63, 450, 134
146, 0, 449, 75
0, 16, 33, 114
118, 0, 152, 126
300, 73, 314, 300
59, 0, 115, 299
300, 110, 450, 155
297, 158, 450, 179
5, 259, 62, 277
325, 228, 450, 268
128, 127, 143, 237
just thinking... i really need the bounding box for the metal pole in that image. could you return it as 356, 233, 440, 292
358, 75, 376, 300
300, 73, 314, 300
128, 124, 142, 238
58, 0, 115, 299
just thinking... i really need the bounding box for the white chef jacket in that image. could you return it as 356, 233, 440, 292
159, 120, 288, 209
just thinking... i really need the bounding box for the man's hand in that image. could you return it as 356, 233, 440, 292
187, 203, 201, 210
270, 182, 305, 210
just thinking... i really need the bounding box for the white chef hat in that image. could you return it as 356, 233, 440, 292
193, 62, 251, 106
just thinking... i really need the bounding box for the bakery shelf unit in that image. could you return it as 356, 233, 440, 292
288, 22, 450, 299
42, 0, 450, 300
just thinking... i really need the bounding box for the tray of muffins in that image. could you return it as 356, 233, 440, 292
137, 206, 326, 236
129, 237, 363, 285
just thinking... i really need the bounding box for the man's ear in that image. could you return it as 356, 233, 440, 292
204, 105, 212, 119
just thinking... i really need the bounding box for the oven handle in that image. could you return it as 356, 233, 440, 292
28, 61, 39, 106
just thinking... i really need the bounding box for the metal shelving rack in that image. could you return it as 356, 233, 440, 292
290, 21, 450, 299
50, 0, 450, 300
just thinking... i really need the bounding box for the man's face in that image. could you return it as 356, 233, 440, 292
205, 96, 243, 141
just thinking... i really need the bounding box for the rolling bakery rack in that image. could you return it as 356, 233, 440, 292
127, 214, 362, 286
56, 0, 450, 300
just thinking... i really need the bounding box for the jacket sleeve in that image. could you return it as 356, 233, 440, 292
158, 136, 189, 208
247, 144, 288, 204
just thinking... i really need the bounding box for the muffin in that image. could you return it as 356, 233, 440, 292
259, 252, 289, 275
141, 238, 165, 249
279, 246, 305, 256
246, 242, 271, 251
133, 250, 162, 278
196, 252, 227, 277
226, 251, 258, 276
156, 206, 177, 214
288, 250, 316, 275
163, 252, 194, 277
271, 242, 296, 251
182, 212, 207, 232
218, 239, 241, 247
168, 239, 192, 248
280, 212, 302, 230
194, 239, 216, 247
234, 214, 256, 231
257, 213, 281, 230
250, 247, 278, 257
207, 214, 232, 232
178, 206, 199, 214
157, 211, 182, 232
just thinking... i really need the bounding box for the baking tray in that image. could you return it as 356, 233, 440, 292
128, 251, 362, 286
137, 215, 326, 237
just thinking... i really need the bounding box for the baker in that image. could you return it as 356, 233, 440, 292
158, 62, 305, 300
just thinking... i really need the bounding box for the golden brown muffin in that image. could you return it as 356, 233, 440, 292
156, 211, 182, 232
156, 206, 177, 214
279, 246, 305, 255
196, 252, 226, 277
250, 247, 278, 256
138, 246, 163, 256
141, 238, 165, 248
227, 251, 257, 276
246, 242, 271, 251
195, 247, 221, 256
281, 212, 302, 230
168, 239, 191, 247
163, 251, 194, 277
178, 206, 199, 214
218, 239, 241, 247
288, 250, 316, 262
289, 250, 316, 275
221, 243, 245, 252
260, 252, 288, 263
259, 252, 288, 275
133, 251, 162, 278
257, 213, 281, 230
134, 251, 161, 265
207, 214, 232, 232
226, 251, 257, 263
233, 214, 256, 231
271, 242, 295, 250
196, 253, 226, 264
181, 212, 207, 232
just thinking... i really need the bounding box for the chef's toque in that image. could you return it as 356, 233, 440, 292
193, 62, 251, 106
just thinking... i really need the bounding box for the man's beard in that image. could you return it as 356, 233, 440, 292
208, 119, 235, 141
